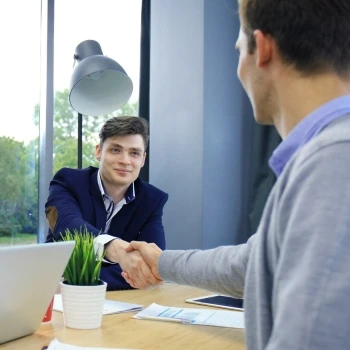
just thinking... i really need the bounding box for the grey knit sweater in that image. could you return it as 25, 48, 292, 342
159, 116, 350, 350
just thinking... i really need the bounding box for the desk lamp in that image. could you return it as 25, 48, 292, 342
69, 39, 133, 168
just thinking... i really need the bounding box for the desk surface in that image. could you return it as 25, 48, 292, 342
1, 283, 245, 350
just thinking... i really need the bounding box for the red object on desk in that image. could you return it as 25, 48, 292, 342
42, 297, 54, 323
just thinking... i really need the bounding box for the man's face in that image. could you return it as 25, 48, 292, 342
96, 134, 146, 189
235, 28, 274, 125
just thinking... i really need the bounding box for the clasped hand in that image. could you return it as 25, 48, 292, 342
105, 239, 163, 289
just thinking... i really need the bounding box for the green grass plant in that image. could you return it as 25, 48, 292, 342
61, 227, 104, 286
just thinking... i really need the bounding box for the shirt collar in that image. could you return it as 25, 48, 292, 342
97, 170, 135, 204
269, 95, 350, 177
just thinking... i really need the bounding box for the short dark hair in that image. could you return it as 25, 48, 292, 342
99, 116, 149, 150
239, 0, 350, 76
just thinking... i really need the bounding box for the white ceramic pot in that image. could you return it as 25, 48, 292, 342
60, 280, 107, 329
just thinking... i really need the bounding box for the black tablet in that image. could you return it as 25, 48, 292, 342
185, 294, 244, 311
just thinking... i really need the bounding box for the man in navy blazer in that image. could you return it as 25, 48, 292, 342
45, 116, 168, 290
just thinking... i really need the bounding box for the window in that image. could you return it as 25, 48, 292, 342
0, 0, 141, 246
0, 0, 41, 245
53, 0, 142, 171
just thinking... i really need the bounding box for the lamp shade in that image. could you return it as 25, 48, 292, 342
69, 40, 133, 116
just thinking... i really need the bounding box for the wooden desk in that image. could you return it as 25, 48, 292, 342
1, 284, 245, 350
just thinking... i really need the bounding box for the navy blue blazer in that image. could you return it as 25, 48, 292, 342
45, 166, 168, 290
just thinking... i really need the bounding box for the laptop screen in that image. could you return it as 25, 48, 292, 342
0, 241, 75, 344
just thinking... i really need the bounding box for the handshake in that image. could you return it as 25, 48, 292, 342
105, 240, 164, 289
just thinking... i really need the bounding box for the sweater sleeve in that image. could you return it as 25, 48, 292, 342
158, 234, 256, 298
266, 141, 350, 350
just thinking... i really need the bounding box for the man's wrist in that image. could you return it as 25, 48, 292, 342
105, 239, 128, 263
94, 234, 116, 260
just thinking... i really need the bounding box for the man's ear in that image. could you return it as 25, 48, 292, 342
95, 144, 101, 161
254, 30, 273, 68
141, 152, 147, 167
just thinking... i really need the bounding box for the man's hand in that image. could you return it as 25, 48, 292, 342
121, 241, 163, 289
105, 239, 161, 289
104, 238, 129, 262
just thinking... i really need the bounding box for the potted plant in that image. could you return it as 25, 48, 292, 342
59, 227, 106, 329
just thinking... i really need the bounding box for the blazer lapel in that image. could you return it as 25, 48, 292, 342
89, 170, 107, 232
109, 181, 146, 238
110, 202, 137, 236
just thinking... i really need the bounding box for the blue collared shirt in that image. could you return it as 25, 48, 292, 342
269, 95, 350, 177
97, 170, 135, 232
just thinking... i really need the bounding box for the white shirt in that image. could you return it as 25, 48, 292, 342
94, 170, 135, 262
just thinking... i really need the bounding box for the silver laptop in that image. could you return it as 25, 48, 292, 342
0, 241, 75, 344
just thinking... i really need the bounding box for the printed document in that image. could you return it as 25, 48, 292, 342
133, 303, 244, 328
46, 338, 136, 350
53, 294, 143, 315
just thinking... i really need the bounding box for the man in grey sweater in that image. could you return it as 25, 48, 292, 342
123, 0, 350, 349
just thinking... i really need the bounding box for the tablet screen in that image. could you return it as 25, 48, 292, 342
186, 294, 244, 311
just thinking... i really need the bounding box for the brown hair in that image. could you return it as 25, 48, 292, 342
239, 0, 350, 76
99, 116, 149, 150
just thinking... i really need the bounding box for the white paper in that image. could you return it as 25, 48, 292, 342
133, 303, 244, 328
47, 338, 135, 350
53, 294, 143, 315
